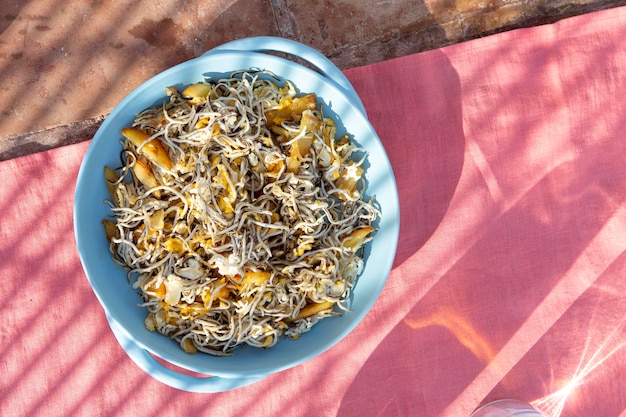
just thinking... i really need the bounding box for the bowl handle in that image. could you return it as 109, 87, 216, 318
205, 36, 367, 117
107, 315, 269, 393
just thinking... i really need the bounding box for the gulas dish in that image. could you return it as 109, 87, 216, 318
74, 37, 399, 393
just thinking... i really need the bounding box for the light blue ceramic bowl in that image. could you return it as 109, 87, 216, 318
74, 37, 399, 393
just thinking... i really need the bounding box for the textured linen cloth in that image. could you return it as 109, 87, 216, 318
2, 7, 626, 417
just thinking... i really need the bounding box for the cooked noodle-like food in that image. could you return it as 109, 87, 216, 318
103, 71, 379, 355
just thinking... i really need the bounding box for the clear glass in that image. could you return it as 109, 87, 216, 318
470, 399, 547, 417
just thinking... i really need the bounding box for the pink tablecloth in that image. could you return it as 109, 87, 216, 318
2, 7, 626, 417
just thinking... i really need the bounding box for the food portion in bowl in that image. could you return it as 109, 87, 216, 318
102, 71, 379, 356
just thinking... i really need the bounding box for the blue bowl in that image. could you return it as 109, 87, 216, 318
74, 37, 399, 392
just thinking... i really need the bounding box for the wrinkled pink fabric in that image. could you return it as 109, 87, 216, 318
2, 7, 626, 417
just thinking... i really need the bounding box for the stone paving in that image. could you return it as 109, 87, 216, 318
1, 0, 624, 160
